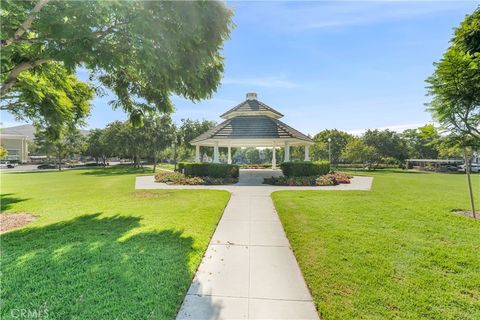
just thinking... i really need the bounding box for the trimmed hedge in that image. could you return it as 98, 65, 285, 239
177, 162, 239, 179
281, 161, 330, 177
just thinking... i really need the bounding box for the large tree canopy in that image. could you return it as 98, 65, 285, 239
311, 129, 353, 163
401, 125, 440, 159
1, 0, 233, 125
363, 129, 409, 162
1, 62, 93, 138
426, 7, 480, 141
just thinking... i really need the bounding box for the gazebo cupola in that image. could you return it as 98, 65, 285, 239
190, 92, 314, 169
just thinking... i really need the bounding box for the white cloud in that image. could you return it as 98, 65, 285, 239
234, 1, 475, 32
222, 76, 297, 88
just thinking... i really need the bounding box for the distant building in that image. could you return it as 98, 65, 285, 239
0, 134, 29, 163
1, 124, 89, 164
1, 124, 36, 140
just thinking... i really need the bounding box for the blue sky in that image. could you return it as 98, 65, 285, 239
2, 1, 478, 135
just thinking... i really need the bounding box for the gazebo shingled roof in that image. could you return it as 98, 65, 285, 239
219, 98, 284, 119
190, 92, 314, 167
191, 116, 312, 144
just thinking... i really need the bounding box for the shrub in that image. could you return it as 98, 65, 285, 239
155, 171, 199, 184
315, 175, 338, 186
281, 161, 330, 177
329, 171, 352, 184
177, 162, 239, 178
183, 176, 205, 185
155, 171, 237, 185
315, 172, 352, 186
263, 171, 351, 186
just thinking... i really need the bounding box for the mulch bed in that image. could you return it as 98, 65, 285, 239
452, 210, 479, 219
0, 213, 38, 233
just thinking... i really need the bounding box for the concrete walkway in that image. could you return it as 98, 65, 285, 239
135, 169, 373, 192
135, 170, 373, 320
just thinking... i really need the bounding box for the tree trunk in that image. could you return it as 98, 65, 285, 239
1, 0, 50, 48
173, 144, 177, 171
153, 154, 157, 173
132, 154, 141, 168
464, 148, 476, 219
57, 154, 61, 171
0, 59, 49, 97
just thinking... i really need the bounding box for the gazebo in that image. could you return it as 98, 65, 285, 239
190, 92, 314, 169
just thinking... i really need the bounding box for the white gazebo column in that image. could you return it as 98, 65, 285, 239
284, 141, 290, 162
213, 142, 220, 163
195, 145, 200, 162
272, 142, 277, 169
304, 145, 310, 161
227, 146, 232, 164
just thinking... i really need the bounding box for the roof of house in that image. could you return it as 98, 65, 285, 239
191, 116, 312, 143
1, 125, 36, 140
1, 124, 89, 140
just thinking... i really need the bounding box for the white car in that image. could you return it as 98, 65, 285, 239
0, 162, 17, 168
458, 164, 480, 173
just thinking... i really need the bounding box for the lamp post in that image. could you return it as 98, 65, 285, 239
327, 137, 332, 165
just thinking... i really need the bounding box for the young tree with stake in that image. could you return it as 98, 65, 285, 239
426, 7, 480, 218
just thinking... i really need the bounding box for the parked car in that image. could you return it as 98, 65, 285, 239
0, 161, 16, 168
445, 165, 459, 172
458, 164, 480, 173
37, 163, 57, 169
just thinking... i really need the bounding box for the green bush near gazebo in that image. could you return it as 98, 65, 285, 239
154, 162, 240, 185
177, 162, 239, 179
281, 161, 330, 177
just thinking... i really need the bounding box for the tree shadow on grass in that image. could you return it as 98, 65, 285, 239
349, 169, 430, 175
80, 165, 154, 177
1, 213, 213, 320
1, 193, 29, 211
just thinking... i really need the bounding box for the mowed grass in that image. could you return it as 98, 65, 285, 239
1, 167, 230, 319
272, 171, 479, 320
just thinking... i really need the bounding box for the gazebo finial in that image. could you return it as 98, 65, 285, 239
246, 92, 257, 100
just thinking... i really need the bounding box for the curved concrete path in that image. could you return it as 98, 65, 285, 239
135, 170, 373, 320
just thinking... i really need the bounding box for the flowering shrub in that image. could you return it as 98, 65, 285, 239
329, 172, 352, 184
264, 171, 351, 186
155, 171, 186, 184
315, 175, 337, 186
316, 172, 352, 186
155, 171, 237, 185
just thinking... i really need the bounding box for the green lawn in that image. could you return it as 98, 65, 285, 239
1, 166, 229, 319
272, 171, 479, 320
